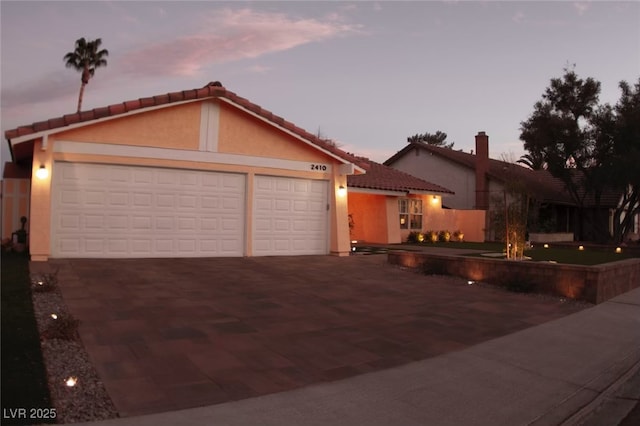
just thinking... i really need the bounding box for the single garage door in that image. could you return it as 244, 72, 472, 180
253, 175, 328, 256
51, 162, 245, 258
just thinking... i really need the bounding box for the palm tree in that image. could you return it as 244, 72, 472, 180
517, 152, 546, 170
63, 37, 109, 112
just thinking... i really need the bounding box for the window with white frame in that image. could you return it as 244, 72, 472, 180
399, 198, 422, 230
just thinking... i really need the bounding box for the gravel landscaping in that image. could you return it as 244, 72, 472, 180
30, 272, 118, 424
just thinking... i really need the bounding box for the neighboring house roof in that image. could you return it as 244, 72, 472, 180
385, 141, 622, 208
4, 81, 362, 172
347, 156, 454, 195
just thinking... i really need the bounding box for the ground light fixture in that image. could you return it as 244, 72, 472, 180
578, 245, 584, 251
616, 247, 622, 253
50, 313, 58, 319
65, 376, 78, 387
36, 165, 48, 179
544, 244, 549, 248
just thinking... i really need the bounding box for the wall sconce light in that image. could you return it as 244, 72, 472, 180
36, 165, 48, 179
337, 185, 347, 197
431, 195, 438, 204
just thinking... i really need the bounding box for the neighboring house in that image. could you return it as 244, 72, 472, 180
4, 81, 366, 261
1, 163, 31, 243
346, 157, 485, 243
384, 132, 624, 242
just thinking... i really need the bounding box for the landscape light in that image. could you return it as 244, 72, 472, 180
65, 376, 78, 387
544, 244, 549, 248
578, 245, 584, 251
616, 247, 622, 254
51, 314, 58, 319
467, 280, 474, 285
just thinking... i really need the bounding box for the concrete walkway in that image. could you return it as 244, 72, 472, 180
68, 287, 640, 426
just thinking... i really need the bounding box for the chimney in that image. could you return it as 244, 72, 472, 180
475, 131, 489, 210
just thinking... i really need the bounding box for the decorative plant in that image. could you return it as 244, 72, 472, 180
453, 230, 464, 242
407, 231, 422, 243
438, 230, 451, 242
426, 230, 439, 243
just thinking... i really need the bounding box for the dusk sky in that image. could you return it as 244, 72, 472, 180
1, 1, 639, 168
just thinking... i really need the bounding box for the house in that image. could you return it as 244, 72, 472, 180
346, 157, 485, 243
4, 81, 366, 261
384, 132, 625, 242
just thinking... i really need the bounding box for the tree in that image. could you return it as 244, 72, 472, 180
519, 67, 605, 240
516, 151, 546, 170
64, 37, 109, 112
601, 79, 640, 242
407, 131, 454, 148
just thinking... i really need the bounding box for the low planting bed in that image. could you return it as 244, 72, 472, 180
388, 250, 640, 304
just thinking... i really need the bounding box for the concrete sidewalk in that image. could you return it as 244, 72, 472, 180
70, 287, 640, 426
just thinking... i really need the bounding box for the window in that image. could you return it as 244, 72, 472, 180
399, 198, 422, 230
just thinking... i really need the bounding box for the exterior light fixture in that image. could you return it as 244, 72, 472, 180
467, 280, 474, 285
431, 195, 438, 204
337, 185, 347, 196
36, 165, 48, 179
543, 244, 549, 249
578, 245, 584, 251
51, 313, 58, 319
616, 247, 622, 254
65, 376, 78, 387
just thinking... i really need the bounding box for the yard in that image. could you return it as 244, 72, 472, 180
1, 252, 55, 425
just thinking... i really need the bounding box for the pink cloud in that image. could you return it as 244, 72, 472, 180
119, 8, 360, 78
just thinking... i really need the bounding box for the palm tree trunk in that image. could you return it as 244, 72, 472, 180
77, 82, 86, 113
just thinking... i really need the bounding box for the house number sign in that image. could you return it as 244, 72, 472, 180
310, 164, 328, 171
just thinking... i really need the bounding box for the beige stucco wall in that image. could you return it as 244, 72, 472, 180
55, 102, 201, 150
218, 102, 328, 163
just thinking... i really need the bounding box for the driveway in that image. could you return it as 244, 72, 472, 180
50, 255, 586, 417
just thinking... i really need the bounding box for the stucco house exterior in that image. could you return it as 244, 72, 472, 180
384, 132, 626, 242
346, 157, 485, 243
4, 82, 368, 261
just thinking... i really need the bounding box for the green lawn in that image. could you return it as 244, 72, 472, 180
404, 241, 637, 265
524, 247, 634, 265
1, 252, 55, 425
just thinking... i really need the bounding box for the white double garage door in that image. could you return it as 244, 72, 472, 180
51, 162, 329, 258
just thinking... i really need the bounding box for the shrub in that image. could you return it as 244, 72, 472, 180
407, 231, 422, 243
31, 269, 59, 293
426, 230, 439, 243
438, 230, 451, 242
41, 312, 80, 341
453, 230, 465, 242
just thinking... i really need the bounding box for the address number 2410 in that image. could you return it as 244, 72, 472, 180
310, 164, 327, 171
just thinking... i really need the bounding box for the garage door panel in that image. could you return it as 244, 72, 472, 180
253, 175, 328, 256
51, 163, 245, 258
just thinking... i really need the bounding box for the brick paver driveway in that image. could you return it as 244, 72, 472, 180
51, 255, 587, 417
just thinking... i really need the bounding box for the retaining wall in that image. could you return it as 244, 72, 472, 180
388, 251, 640, 304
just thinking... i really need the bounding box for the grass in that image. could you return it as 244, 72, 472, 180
1, 251, 55, 425
524, 247, 634, 265
405, 241, 638, 265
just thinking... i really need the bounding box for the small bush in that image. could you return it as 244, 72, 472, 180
41, 312, 80, 341
453, 230, 464, 242
426, 230, 439, 243
407, 231, 422, 243
31, 269, 59, 293
438, 230, 451, 242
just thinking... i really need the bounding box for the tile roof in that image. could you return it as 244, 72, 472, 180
347, 155, 453, 194
4, 81, 356, 168
385, 141, 622, 208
